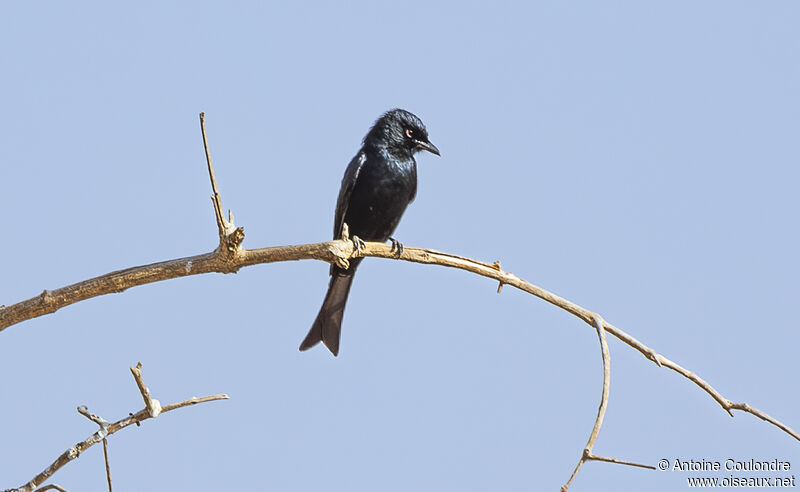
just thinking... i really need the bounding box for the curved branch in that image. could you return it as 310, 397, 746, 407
562, 316, 612, 491
561, 316, 654, 491
0, 240, 797, 445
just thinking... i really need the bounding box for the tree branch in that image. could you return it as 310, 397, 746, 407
561, 315, 654, 491
6, 363, 228, 492
1, 240, 797, 447
2, 239, 799, 446
101, 438, 112, 492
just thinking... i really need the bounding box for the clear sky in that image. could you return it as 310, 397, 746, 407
1, 2, 798, 491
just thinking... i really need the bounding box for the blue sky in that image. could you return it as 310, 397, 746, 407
1, 2, 798, 491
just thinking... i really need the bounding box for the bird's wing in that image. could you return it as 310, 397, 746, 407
333, 151, 367, 239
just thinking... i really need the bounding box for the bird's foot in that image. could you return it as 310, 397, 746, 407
352, 235, 366, 256
389, 237, 404, 258
335, 257, 350, 270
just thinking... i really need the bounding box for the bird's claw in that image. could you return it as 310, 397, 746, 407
352, 235, 366, 256
389, 237, 404, 258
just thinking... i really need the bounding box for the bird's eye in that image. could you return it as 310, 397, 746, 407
405, 128, 414, 139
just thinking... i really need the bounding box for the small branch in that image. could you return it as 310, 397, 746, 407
199, 112, 244, 253
8, 364, 228, 492
561, 316, 652, 491
199, 112, 226, 239
76, 404, 113, 490
161, 394, 231, 412
102, 439, 112, 492
586, 454, 655, 470
588, 315, 610, 454
77, 405, 109, 430
32, 486, 69, 492
562, 315, 611, 491
130, 362, 161, 417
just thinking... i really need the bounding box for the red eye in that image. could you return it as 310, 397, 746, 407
405, 129, 413, 138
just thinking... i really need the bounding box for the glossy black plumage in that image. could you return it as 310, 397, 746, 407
299, 109, 439, 356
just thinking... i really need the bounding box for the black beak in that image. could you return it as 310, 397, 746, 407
416, 139, 441, 156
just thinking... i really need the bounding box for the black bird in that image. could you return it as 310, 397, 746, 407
299, 109, 440, 356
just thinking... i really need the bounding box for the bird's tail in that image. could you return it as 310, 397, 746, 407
299, 272, 355, 356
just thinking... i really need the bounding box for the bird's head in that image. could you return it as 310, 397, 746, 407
364, 109, 440, 158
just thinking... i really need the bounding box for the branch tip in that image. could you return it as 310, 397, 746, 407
586, 453, 656, 470
33, 485, 70, 492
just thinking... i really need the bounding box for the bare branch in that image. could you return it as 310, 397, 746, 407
8, 364, 228, 492
0, 241, 797, 443
75, 405, 113, 491
200, 111, 226, 239
586, 454, 655, 470
562, 315, 610, 491
77, 405, 109, 429
130, 362, 161, 417
199, 112, 244, 253
102, 439, 112, 492
561, 316, 653, 491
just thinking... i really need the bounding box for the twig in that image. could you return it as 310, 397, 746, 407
130, 362, 161, 417
586, 454, 655, 469
32, 486, 69, 492
199, 112, 244, 253
102, 438, 112, 492
77, 405, 109, 430
199, 112, 225, 239
8, 364, 228, 492
561, 315, 653, 491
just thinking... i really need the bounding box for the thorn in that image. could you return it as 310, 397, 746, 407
646, 348, 662, 367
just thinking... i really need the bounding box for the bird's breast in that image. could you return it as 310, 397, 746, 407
344, 156, 417, 241
363, 157, 416, 200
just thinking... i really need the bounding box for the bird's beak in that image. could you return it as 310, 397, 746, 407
416, 139, 441, 156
